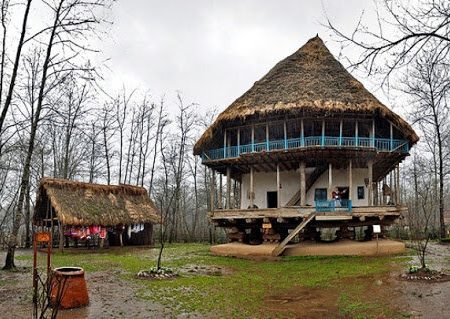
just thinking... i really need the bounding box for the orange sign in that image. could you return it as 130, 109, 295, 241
262, 223, 272, 229
35, 232, 51, 243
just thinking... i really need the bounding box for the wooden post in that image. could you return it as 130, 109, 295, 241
328, 163, 333, 199
321, 120, 325, 146
218, 173, 223, 209
301, 118, 304, 147
339, 119, 343, 146
396, 164, 401, 205
355, 121, 359, 146
210, 169, 215, 211
223, 129, 227, 158
368, 160, 373, 206
249, 166, 254, 208
58, 220, 64, 253
283, 120, 288, 149
226, 167, 231, 209
348, 160, 353, 201
373, 181, 378, 206
277, 163, 281, 208
300, 162, 306, 206
251, 125, 255, 152
372, 118, 376, 148
390, 122, 393, 151
237, 128, 240, 155
382, 177, 387, 205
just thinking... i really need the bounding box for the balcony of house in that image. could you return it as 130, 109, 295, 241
201, 117, 410, 162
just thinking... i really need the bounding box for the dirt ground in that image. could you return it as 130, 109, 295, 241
0, 250, 176, 319
1, 243, 449, 319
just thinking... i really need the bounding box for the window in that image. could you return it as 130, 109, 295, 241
314, 188, 327, 201
357, 186, 365, 200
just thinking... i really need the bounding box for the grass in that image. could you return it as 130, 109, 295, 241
16, 244, 407, 318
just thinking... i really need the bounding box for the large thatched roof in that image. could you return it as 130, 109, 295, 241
194, 35, 418, 155
33, 178, 161, 226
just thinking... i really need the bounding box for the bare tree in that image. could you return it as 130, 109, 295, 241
402, 50, 450, 238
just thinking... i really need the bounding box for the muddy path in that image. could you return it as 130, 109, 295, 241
396, 243, 450, 319
0, 250, 177, 319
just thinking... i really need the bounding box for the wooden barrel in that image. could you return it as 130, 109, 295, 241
51, 267, 89, 309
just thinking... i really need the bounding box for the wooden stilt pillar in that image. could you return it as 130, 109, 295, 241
249, 166, 254, 208
210, 169, 215, 211
218, 173, 223, 209
328, 163, 333, 199
226, 167, 231, 209
368, 160, 373, 206
348, 160, 353, 201
396, 164, 401, 205
300, 162, 306, 206
277, 163, 281, 208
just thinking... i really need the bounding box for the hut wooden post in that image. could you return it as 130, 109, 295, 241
226, 167, 231, 209
328, 163, 333, 199
277, 163, 281, 208
266, 123, 269, 150
218, 173, 223, 209
300, 162, 306, 206
339, 119, 343, 146
58, 223, 64, 252
348, 160, 353, 201
355, 121, 359, 146
368, 160, 373, 206
249, 166, 254, 208
283, 120, 288, 149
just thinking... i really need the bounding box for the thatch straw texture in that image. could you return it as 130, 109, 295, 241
194, 35, 418, 154
33, 178, 161, 226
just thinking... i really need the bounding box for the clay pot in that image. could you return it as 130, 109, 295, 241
51, 267, 89, 309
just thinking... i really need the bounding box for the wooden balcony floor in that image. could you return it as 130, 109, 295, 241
209, 205, 406, 221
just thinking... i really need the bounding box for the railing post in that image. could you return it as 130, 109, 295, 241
355, 121, 359, 146
251, 124, 255, 152
390, 122, 393, 151
371, 118, 375, 148
321, 120, 325, 146
300, 118, 305, 147
339, 119, 343, 146
237, 128, 240, 156
284, 120, 288, 149
223, 129, 227, 158
266, 123, 269, 151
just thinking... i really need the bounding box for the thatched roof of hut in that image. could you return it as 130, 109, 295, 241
194, 35, 418, 155
33, 178, 161, 226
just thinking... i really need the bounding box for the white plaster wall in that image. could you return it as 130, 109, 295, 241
240, 170, 299, 209
240, 167, 369, 208
305, 168, 369, 206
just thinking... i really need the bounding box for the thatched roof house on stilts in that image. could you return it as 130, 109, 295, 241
33, 178, 161, 249
195, 35, 418, 257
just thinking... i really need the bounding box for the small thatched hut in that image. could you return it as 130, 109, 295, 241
33, 178, 161, 248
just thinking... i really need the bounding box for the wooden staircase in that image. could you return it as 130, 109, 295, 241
272, 212, 316, 256
286, 165, 327, 206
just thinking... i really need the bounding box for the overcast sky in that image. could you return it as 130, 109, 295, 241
101, 0, 390, 114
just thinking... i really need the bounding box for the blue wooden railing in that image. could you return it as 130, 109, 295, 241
315, 199, 352, 212
201, 136, 410, 161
